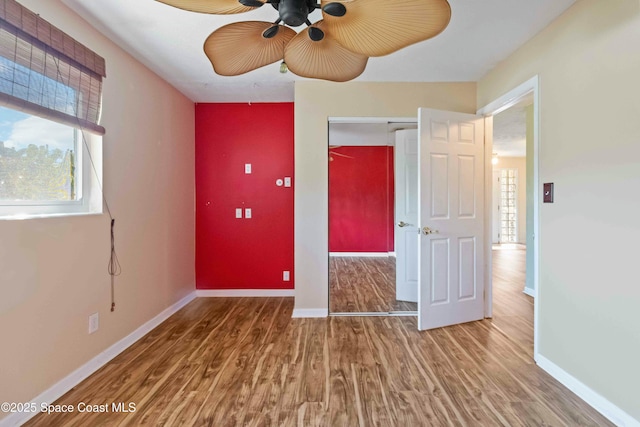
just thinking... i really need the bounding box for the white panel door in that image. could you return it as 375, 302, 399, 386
395, 130, 418, 303
418, 109, 485, 331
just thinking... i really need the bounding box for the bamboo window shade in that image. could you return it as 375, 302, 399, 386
0, 0, 106, 135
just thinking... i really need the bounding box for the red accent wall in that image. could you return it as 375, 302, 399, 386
329, 146, 394, 253
196, 103, 294, 289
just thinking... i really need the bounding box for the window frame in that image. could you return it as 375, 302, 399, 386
0, 124, 102, 220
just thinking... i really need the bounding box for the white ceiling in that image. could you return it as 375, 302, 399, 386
61, 0, 575, 103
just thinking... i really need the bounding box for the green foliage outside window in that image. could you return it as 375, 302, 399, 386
0, 142, 75, 202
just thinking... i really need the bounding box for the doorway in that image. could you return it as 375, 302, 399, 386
478, 75, 540, 359
328, 119, 418, 315
490, 95, 535, 354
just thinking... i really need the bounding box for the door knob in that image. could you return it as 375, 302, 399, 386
398, 221, 412, 227
422, 226, 439, 235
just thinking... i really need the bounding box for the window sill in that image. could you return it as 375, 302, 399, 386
0, 211, 104, 221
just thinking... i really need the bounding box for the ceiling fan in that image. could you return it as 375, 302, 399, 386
156, 0, 451, 82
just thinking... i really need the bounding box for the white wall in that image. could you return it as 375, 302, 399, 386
479, 0, 640, 422
0, 0, 195, 417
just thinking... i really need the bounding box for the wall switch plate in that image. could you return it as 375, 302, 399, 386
88, 313, 99, 334
544, 183, 554, 203
245, 208, 252, 219
245, 163, 252, 174
284, 177, 291, 187
235, 208, 243, 218
283, 271, 290, 281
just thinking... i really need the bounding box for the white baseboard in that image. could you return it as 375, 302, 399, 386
536, 354, 639, 427
0, 291, 197, 427
388, 252, 396, 257
523, 287, 535, 297
329, 252, 390, 257
196, 289, 294, 297
292, 308, 328, 318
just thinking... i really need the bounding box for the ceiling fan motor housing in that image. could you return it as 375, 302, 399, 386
275, 0, 317, 27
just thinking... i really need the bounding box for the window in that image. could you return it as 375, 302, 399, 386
0, 106, 101, 218
0, 0, 106, 219
499, 169, 518, 243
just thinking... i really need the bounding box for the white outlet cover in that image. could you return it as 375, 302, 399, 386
283, 271, 290, 281
245, 208, 252, 219
284, 177, 291, 187
89, 313, 99, 334
235, 208, 243, 218
245, 163, 252, 174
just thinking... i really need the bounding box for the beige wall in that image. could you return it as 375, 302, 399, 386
494, 157, 527, 243
294, 82, 476, 312
479, 0, 640, 421
0, 0, 195, 415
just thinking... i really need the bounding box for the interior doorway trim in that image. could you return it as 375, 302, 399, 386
328, 116, 418, 316
477, 75, 540, 361
328, 117, 417, 124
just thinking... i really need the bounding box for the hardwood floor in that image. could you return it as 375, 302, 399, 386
26, 294, 611, 425
490, 244, 533, 355
329, 256, 417, 313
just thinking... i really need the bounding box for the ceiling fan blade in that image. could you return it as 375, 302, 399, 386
321, 0, 451, 57
204, 22, 297, 76
155, 0, 262, 15
284, 21, 368, 82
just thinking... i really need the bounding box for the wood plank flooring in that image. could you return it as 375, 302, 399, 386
329, 256, 417, 313
490, 245, 533, 354
26, 257, 612, 427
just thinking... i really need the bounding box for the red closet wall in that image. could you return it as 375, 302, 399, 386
329, 146, 394, 253
195, 103, 294, 289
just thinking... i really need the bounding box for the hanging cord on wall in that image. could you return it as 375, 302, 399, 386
51, 55, 122, 311
108, 219, 122, 311
81, 131, 121, 312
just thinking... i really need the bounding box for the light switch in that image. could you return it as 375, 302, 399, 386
543, 183, 554, 203
235, 208, 243, 219
284, 177, 291, 187
245, 163, 252, 174
245, 208, 252, 219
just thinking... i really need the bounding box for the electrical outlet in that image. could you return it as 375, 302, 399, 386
283, 271, 290, 281
88, 313, 99, 334
245, 163, 252, 174
235, 208, 243, 219
284, 177, 291, 187
245, 208, 252, 219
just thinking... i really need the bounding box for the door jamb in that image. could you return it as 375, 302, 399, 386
477, 75, 540, 361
